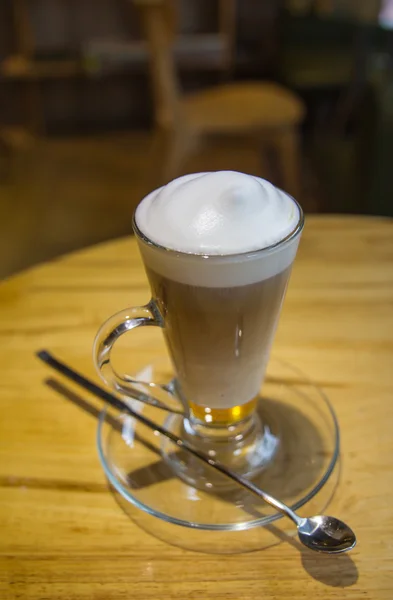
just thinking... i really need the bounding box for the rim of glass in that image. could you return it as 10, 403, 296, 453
96, 359, 340, 532
132, 195, 304, 260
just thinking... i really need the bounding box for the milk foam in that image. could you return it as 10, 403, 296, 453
136, 171, 299, 255
135, 172, 302, 287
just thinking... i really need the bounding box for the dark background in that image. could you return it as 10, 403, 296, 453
1, 0, 392, 277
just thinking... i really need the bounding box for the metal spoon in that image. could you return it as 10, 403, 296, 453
241, 477, 356, 553
37, 350, 357, 554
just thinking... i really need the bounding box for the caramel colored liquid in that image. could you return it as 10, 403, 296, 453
189, 397, 257, 425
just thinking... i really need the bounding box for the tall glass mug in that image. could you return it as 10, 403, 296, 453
94, 176, 304, 487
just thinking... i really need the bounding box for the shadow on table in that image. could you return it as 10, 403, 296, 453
45, 377, 359, 587
300, 550, 359, 587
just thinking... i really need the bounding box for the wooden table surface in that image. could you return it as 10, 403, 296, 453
0, 215, 392, 599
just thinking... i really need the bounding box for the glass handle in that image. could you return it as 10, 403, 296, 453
93, 300, 183, 414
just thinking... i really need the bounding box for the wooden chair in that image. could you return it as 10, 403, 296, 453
134, 0, 305, 197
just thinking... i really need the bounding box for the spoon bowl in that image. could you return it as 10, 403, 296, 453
298, 515, 357, 553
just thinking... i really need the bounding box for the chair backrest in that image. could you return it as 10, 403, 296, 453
12, 0, 35, 58
133, 0, 183, 131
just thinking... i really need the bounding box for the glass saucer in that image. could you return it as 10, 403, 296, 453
97, 357, 340, 553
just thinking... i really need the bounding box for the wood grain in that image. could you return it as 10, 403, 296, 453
0, 216, 393, 599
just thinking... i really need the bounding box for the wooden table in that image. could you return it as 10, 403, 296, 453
1, 216, 392, 599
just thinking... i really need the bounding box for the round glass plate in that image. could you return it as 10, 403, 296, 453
97, 356, 340, 553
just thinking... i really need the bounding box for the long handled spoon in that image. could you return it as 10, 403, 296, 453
37, 350, 356, 554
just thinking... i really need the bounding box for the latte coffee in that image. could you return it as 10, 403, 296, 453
145, 266, 290, 413
93, 171, 304, 488
134, 171, 303, 422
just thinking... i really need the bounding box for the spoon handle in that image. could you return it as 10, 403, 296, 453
233, 475, 302, 526
37, 350, 302, 527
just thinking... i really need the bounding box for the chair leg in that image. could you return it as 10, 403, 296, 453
273, 127, 302, 199
165, 129, 198, 183
164, 133, 184, 182
150, 129, 168, 188
152, 127, 198, 184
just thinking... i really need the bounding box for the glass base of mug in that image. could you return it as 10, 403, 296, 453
161, 398, 279, 491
